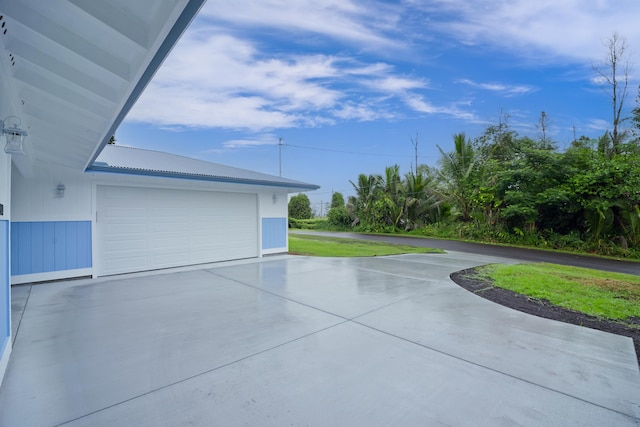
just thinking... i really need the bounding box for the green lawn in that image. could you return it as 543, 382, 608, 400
475, 263, 640, 322
289, 234, 444, 257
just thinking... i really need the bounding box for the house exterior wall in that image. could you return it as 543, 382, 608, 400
10, 166, 93, 284
258, 190, 289, 255
10, 167, 292, 284
0, 67, 15, 385
0, 147, 11, 387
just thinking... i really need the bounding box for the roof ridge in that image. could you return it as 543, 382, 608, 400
93, 144, 320, 191
105, 144, 233, 167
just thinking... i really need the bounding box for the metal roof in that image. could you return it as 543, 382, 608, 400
0, 0, 205, 176
89, 145, 320, 191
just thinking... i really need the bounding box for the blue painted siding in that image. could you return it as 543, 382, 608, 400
1, 221, 9, 355
262, 218, 287, 250
11, 221, 92, 275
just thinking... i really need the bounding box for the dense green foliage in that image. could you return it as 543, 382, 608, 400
330, 192, 345, 209
347, 164, 445, 233
324, 119, 640, 258
326, 191, 351, 228
288, 218, 326, 229
288, 193, 313, 219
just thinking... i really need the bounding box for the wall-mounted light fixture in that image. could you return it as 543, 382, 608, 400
57, 184, 65, 198
272, 194, 278, 204
2, 116, 27, 155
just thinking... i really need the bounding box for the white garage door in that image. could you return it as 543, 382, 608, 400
96, 186, 258, 276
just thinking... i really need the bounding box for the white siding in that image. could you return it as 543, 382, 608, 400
11, 166, 92, 222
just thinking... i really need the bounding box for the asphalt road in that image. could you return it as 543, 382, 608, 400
291, 230, 640, 276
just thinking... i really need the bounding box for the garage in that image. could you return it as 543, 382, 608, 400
96, 185, 258, 276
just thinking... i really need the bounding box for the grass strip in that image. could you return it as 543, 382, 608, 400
289, 234, 443, 257
476, 263, 640, 322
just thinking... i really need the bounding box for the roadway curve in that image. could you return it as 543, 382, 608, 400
290, 230, 640, 276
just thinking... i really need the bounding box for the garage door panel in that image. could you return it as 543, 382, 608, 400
105, 238, 148, 251
105, 252, 149, 263
149, 222, 191, 234
152, 252, 191, 267
97, 186, 258, 276
151, 236, 191, 250
103, 207, 147, 219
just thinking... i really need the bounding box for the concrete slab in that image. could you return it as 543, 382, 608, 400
211, 258, 439, 319
1, 254, 638, 426
64, 322, 636, 427
9, 284, 30, 344
0, 268, 342, 426
356, 284, 640, 418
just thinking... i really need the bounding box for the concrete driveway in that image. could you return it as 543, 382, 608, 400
1, 252, 639, 426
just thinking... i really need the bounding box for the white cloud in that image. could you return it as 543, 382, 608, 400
404, 94, 439, 114
332, 100, 396, 121
585, 118, 610, 131
457, 79, 536, 97
127, 30, 343, 131
413, 0, 640, 64
402, 94, 477, 121
590, 76, 609, 86
127, 1, 544, 133
365, 76, 428, 93
200, 0, 402, 51
222, 136, 279, 149
126, 26, 450, 131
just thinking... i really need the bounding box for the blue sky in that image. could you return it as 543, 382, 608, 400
117, 0, 640, 213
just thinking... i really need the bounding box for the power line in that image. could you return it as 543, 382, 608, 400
285, 142, 563, 162
286, 143, 433, 159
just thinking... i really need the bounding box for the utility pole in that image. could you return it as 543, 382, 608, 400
278, 137, 284, 176
410, 132, 419, 172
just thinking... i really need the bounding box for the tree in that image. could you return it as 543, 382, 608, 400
404, 166, 443, 229
288, 193, 313, 219
371, 165, 405, 228
631, 85, 640, 141
327, 206, 351, 228
437, 133, 476, 221
593, 32, 631, 152
330, 192, 345, 209
327, 191, 351, 228
349, 174, 377, 227
474, 111, 519, 161
410, 132, 419, 171
536, 111, 555, 150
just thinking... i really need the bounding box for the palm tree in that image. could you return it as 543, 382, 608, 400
349, 173, 377, 226
437, 133, 476, 221
375, 165, 405, 228
404, 167, 443, 229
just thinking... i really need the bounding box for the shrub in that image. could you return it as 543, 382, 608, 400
288, 193, 313, 219
327, 206, 352, 228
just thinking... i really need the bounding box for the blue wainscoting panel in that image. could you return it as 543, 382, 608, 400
1, 221, 9, 353
262, 217, 287, 250
11, 221, 92, 275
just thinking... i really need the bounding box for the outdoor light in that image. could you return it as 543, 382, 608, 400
272, 194, 278, 203
2, 116, 27, 155
57, 184, 65, 198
